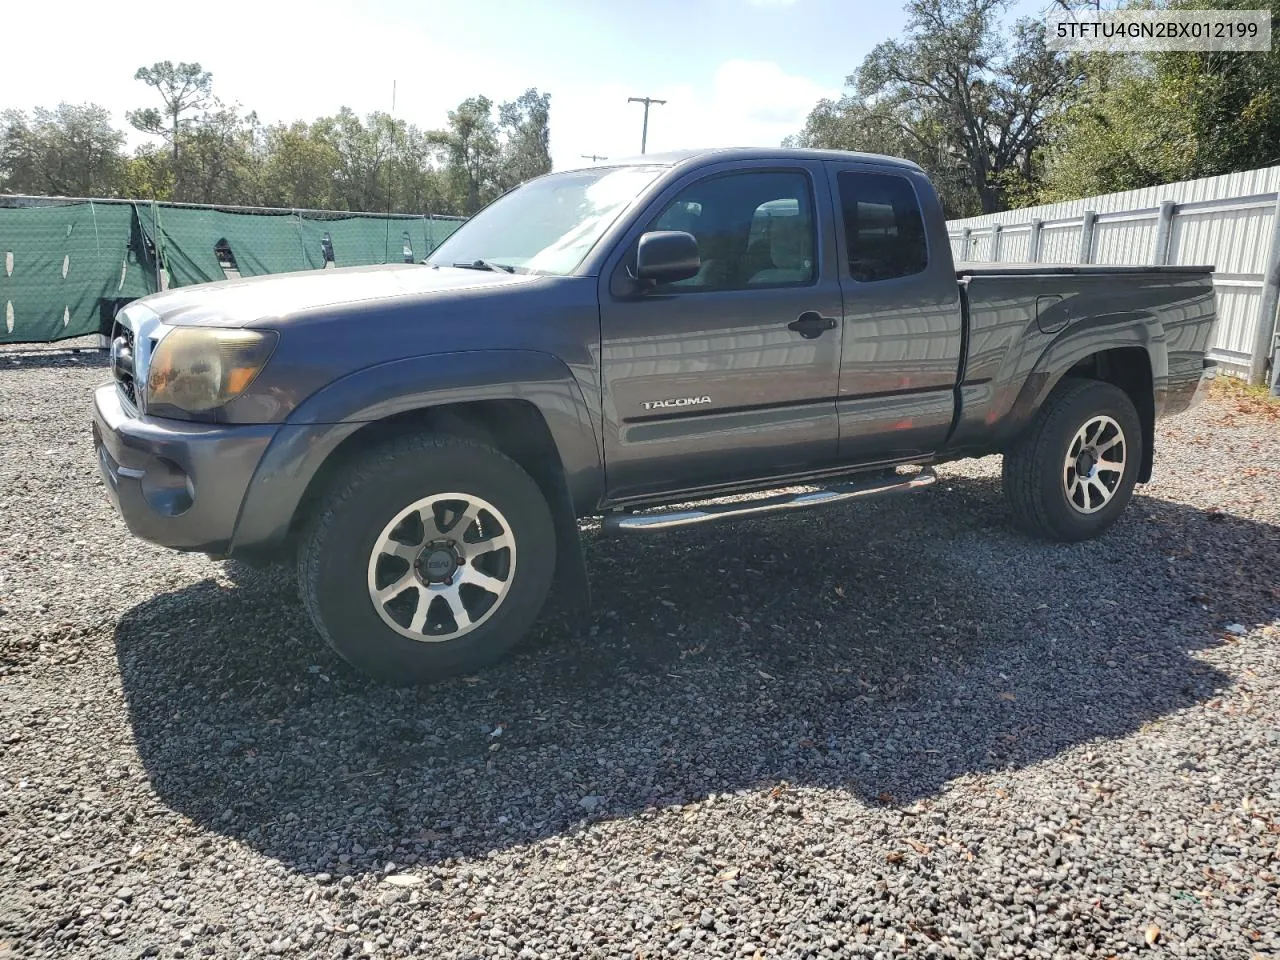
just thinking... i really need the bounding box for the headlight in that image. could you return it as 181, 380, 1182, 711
146, 327, 277, 416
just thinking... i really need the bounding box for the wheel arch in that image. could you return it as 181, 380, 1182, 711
1061, 346, 1155, 482
295, 399, 593, 610
1000, 322, 1167, 482
291, 397, 569, 533
230, 351, 600, 605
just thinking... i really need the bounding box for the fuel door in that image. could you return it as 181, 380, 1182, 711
1036, 294, 1068, 335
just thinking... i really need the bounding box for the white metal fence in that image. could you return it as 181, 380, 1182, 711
947, 165, 1280, 387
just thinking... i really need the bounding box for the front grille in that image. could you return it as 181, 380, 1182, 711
110, 319, 138, 408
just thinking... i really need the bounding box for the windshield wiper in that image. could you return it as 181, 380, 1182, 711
452, 259, 516, 274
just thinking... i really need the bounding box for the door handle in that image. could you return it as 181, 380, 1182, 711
788, 311, 838, 339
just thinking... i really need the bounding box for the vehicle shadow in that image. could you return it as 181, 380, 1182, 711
0, 349, 109, 370
114, 474, 1276, 878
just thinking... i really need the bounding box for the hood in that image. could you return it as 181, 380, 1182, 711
130, 263, 540, 328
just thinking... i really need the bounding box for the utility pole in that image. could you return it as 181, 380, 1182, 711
581, 154, 608, 162
627, 96, 667, 154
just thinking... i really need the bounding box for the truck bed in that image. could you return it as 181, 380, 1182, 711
948, 263, 1219, 455
956, 262, 1213, 277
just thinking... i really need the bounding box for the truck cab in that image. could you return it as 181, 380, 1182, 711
591, 151, 963, 502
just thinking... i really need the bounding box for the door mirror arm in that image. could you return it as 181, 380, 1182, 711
623, 263, 658, 296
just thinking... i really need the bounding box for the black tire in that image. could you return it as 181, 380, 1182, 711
1001, 378, 1143, 543
297, 433, 556, 685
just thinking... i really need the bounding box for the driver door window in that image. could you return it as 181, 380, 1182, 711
647, 171, 817, 291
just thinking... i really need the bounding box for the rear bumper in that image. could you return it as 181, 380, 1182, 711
1188, 358, 1218, 409
1160, 357, 1218, 420
91, 383, 278, 553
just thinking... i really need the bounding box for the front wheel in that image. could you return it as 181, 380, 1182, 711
297, 433, 556, 684
1001, 379, 1143, 542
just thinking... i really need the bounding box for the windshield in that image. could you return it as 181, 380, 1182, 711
427, 165, 666, 276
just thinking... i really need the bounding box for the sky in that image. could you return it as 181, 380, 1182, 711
3, 0, 1047, 172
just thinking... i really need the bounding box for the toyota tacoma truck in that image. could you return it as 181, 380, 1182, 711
92, 148, 1219, 683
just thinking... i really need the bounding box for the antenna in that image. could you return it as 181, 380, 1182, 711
385, 78, 396, 263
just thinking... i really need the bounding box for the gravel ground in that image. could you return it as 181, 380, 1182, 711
1, 351, 1278, 960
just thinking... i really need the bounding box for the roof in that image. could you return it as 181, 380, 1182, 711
563, 147, 922, 174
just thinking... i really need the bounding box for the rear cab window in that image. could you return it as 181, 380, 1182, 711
836, 171, 928, 282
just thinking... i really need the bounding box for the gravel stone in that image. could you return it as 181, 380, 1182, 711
1, 348, 1278, 959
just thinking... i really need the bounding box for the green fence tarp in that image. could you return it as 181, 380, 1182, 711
426, 217, 463, 252
314, 217, 415, 267
135, 205, 318, 285
296, 215, 463, 268
0, 202, 155, 343
0, 200, 466, 345
135, 207, 465, 283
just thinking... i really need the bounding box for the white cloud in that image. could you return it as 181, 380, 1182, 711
712, 60, 833, 125
549, 60, 838, 170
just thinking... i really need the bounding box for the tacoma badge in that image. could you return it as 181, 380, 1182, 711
642, 395, 712, 411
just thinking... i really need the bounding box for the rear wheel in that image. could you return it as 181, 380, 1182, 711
1002, 379, 1142, 542
298, 433, 556, 684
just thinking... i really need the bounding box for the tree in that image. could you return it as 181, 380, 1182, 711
127, 61, 213, 171
1033, 57, 1197, 202
1034, 0, 1280, 202
1, 79, 549, 215
429, 96, 501, 214
259, 111, 452, 215
260, 121, 340, 209
1159, 0, 1280, 176
792, 0, 1079, 214
322, 107, 397, 211
120, 144, 175, 201
0, 103, 125, 197
787, 94, 982, 216
389, 123, 451, 215
175, 103, 260, 205
496, 89, 552, 193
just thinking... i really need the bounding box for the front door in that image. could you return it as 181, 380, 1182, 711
598, 163, 843, 503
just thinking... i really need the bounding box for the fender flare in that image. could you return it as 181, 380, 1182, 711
230, 349, 603, 552
997, 313, 1169, 447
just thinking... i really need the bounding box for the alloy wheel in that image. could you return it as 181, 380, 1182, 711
1062, 415, 1126, 514
366, 493, 516, 641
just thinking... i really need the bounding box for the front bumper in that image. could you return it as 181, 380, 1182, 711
91, 383, 279, 552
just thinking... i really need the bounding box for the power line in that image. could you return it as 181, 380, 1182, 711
627, 96, 667, 155
581, 154, 609, 162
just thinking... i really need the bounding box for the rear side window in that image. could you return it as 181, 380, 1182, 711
836, 171, 928, 282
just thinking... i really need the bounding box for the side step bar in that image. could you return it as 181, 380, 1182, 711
603, 467, 937, 534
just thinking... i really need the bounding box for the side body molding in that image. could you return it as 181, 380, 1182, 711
230, 350, 604, 552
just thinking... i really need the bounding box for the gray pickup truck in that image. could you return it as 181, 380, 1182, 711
92, 148, 1218, 683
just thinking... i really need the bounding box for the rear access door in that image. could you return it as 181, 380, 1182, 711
824, 162, 963, 463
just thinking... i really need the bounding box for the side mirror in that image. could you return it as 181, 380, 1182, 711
635, 230, 700, 284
